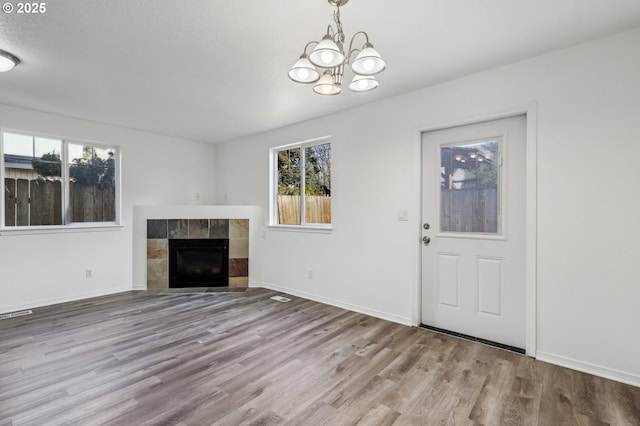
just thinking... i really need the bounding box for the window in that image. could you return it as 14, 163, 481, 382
270, 138, 331, 227
440, 138, 500, 233
2, 130, 120, 228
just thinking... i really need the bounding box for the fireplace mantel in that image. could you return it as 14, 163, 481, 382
132, 205, 262, 290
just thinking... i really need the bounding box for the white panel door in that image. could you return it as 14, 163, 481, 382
421, 116, 526, 349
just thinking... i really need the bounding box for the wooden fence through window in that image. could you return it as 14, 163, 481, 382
440, 188, 498, 233
277, 195, 331, 225
4, 178, 115, 226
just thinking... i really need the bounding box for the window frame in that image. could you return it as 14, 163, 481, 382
1, 128, 122, 232
269, 136, 332, 231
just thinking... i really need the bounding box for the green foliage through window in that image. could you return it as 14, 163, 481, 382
69, 147, 115, 187
277, 148, 301, 195
32, 152, 61, 178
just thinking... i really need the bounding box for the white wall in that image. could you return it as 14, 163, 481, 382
0, 104, 217, 312
214, 29, 640, 385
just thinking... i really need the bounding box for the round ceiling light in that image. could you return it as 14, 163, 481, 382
0, 49, 20, 72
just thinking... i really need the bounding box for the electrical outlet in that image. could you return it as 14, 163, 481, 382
307, 269, 313, 279
86, 269, 93, 278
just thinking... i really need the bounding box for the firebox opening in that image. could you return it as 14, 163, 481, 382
169, 239, 229, 287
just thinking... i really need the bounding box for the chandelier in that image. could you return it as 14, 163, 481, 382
288, 0, 386, 96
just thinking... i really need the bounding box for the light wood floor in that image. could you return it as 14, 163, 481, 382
1, 288, 638, 425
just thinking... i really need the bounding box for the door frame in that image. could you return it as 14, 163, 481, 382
413, 103, 538, 357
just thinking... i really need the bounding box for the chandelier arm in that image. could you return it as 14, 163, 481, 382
303, 41, 320, 55
347, 31, 370, 59
346, 48, 361, 64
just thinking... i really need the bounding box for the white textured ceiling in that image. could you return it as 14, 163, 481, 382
0, 0, 639, 143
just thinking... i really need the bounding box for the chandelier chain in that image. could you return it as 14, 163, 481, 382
332, 6, 345, 45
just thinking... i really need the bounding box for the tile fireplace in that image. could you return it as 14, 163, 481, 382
146, 218, 249, 289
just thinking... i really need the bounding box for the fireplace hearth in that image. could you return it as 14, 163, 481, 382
169, 239, 229, 287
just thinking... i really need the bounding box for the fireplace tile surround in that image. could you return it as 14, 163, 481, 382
146, 218, 249, 289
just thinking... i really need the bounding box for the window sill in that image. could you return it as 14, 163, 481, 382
0, 224, 124, 236
267, 224, 333, 234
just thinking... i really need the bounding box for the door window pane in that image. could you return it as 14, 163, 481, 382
440, 139, 500, 233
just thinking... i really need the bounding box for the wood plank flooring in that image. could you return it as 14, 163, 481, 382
1, 288, 639, 425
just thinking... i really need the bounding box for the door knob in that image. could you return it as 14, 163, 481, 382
422, 236, 431, 245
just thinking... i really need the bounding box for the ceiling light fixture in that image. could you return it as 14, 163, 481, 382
288, 0, 386, 95
0, 49, 20, 72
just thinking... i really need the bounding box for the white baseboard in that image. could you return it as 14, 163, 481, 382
0, 286, 133, 314
259, 282, 413, 327
537, 350, 640, 388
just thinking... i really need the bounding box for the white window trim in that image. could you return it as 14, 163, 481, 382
269, 135, 332, 230
0, 128, 122, 232
0, 224, 124, 236
266, 224, 333, 233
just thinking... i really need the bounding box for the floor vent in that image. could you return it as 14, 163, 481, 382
270, 295, 292, 303
0, 310, 33, 320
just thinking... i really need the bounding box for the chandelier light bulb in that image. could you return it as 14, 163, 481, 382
313, 71, 341, 95
351, 43, 386, 76
321, 50, 335, 65
288, 54, 320, 84
362, 58, 375, 72
348, 74, 378, 92
309, 34, 345, 68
